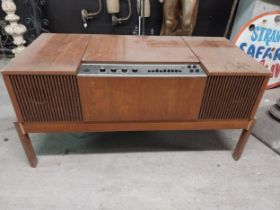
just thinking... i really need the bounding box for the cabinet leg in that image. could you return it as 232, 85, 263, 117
232, 118, 256, 161
14, 122, 38, 168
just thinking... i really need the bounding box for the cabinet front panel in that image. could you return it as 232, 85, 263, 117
78, 77, 206, 122
8, 75, 83, 122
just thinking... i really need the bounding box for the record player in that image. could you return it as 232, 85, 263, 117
2, 34, 271, 167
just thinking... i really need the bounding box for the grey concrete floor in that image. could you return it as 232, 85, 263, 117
0, 57, 280, 210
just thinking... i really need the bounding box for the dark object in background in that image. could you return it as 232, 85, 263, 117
161, 0, 199, 36
45, 0, 160, 35
0, 20, 14, 54
269, 99, 280, 121
0, 0, 236, 52
0, 0, 49, 45
45, 0, 235, 36
0, 0, 49, 54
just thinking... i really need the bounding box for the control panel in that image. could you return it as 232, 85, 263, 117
78, 63, 206, 77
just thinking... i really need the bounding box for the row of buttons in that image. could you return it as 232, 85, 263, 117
188, 65, 198, 68
148, 69, 182, 73
79, 64, 206, 76
96, 68, 200, 73
147, 69, 200, 73
99, 68, 138, 73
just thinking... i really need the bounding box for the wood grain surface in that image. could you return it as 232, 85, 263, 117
2, 33, 90, 75
83, 34, 199, 64
2, 34, 271, 77
183, 36, 271, 76
22, 120, 250, 133
2, 75, 24, 121
78, 76, 206, 122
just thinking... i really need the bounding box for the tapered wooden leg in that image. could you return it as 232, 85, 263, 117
14, 122, 38, 168
232, 118, 256, 161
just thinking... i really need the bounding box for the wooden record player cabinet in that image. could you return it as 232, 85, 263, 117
2, 34, 271, 167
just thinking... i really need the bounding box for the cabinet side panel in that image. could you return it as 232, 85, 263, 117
199, 76, 266, 120
3, 75, 24, 122
249, 76, 270, 119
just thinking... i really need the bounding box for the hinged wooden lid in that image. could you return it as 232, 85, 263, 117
183, 37, 271, 76
2, 33, 90, 75
82, 35, 199, 64
2, 34, 271, 77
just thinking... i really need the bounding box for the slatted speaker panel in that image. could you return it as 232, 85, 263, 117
9, 75, 83, 122
199, 76, 265, 120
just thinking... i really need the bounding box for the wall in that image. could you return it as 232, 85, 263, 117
230, 0, 280, 40
1, 0, 236, 51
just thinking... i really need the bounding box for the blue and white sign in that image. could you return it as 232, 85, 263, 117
234, 11, 280, 88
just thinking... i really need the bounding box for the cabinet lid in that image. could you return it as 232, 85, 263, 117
183, 36, 271, 76
82, 35, 199, 64
2, 33, 90, 75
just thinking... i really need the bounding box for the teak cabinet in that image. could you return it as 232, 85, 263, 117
2, 34, 271, 167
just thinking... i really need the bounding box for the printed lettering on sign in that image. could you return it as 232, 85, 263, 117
234, 11, 280, 88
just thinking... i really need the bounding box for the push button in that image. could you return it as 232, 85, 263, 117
99, 68, 106, 72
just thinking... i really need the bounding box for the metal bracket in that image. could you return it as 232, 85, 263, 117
110, 0, 132, 26
81, 0, 103, 28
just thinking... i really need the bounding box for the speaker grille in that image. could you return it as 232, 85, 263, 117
199, 76, 265, 120
9, 75, 83, 122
